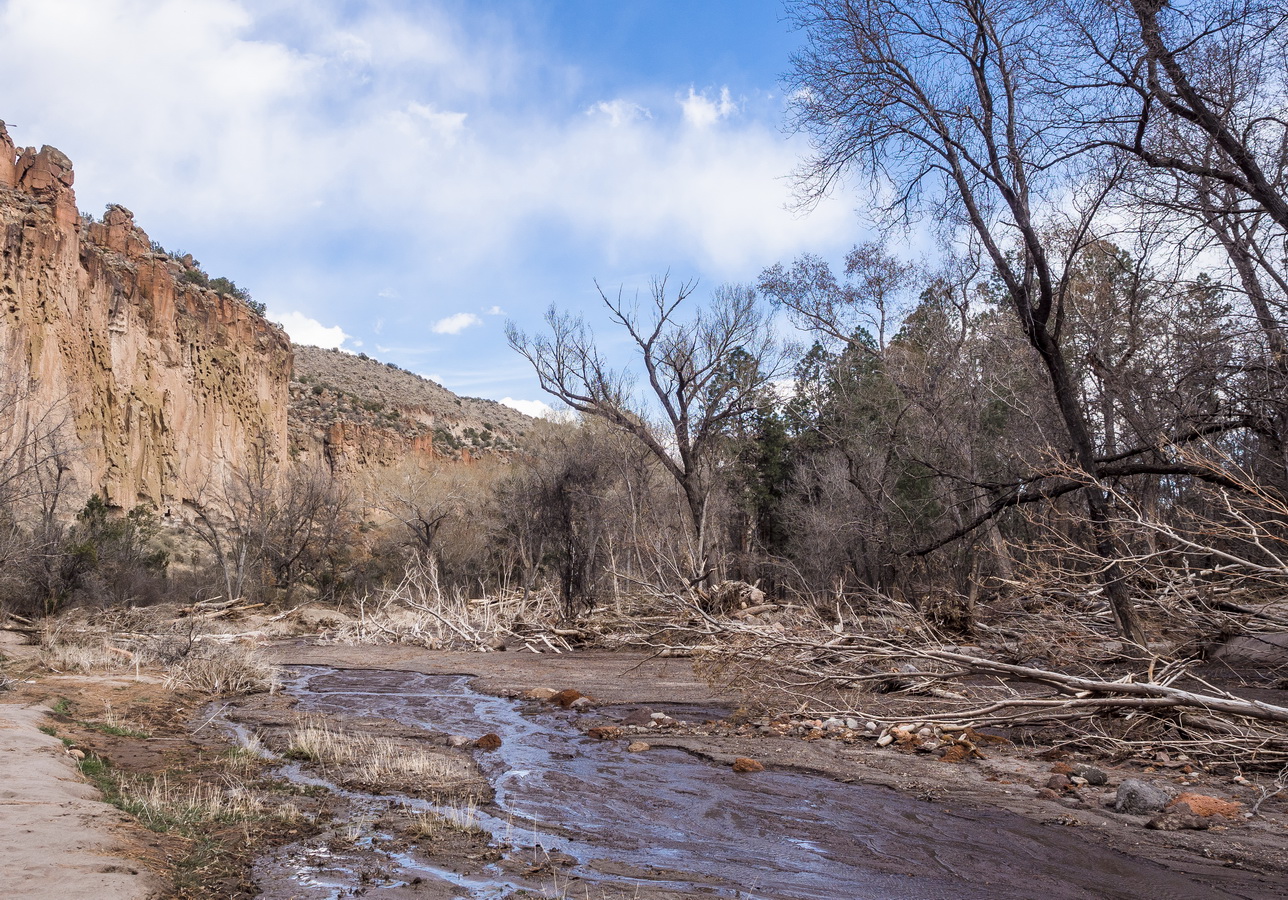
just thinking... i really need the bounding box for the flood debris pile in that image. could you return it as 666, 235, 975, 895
624, 587, 1288, 781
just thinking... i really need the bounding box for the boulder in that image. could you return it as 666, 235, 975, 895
732, 757, 765, 773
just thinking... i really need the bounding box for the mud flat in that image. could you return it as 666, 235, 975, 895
251, 643, 1288, 899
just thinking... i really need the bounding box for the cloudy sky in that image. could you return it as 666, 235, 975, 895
0, 0, 861, 414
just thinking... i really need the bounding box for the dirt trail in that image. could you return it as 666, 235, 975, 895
0, 703, 160, 900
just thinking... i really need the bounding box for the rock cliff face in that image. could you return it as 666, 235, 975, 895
0, 124, 292, 511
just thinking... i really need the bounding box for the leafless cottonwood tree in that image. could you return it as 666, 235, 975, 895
1067, 0, 1288, 481
508, 278, 785, 586
785, 0, 1155, 640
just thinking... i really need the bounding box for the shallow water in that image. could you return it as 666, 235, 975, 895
249, 665, 1251, 900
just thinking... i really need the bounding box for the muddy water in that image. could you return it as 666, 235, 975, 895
257, 666, 1246, 900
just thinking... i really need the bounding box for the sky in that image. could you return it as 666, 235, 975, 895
0, 0, 864, 416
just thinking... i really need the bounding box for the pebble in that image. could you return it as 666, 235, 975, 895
447, 735, 471, 748
570, 697, 593, 711
626, 741, 650, 753
822, 718, 844, 730
845, 718, 860, 730
732, 757, 764, 773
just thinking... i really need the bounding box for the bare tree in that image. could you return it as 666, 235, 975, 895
785, 0, 1153, 641
508, 278, 785, 585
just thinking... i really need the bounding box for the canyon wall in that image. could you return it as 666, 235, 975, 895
0, 124, 292, 512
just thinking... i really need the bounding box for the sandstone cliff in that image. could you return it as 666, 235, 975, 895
0, 123, 292, 511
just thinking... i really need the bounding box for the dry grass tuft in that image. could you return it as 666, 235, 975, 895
403, 797, 486, 840
166, 645, 280, 695
287, 719, 473, 789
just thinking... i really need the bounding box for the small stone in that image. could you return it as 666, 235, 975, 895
876, 733, 894, 747
1035, 787, 1061, 800
66, 748, 85, 760
1069, 776, 1088, 786
587, 725, 623, 740
1046, 774, 1073, 792
474, 733, 502, 751
626, 741, 650, 753
822, 718, 844, 730
1147, 802, 1209, 831
732, 757, 764, 773
845, 718, 860, 730
550, 689, 582, 708
865, 721, 878, 732
447, 735, 471, 748
570, 697, 593, 711
1115, 779, 1172, 815
523, 687, 556, 700
1070, 763, 1109, 786
621, 708, 654, 726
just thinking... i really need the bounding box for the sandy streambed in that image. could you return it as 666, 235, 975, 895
228, 645, 1288, 899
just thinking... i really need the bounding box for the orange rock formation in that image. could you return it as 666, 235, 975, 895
0, 123, 292, 511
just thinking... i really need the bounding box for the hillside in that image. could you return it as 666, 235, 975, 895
288, 345, 536, 470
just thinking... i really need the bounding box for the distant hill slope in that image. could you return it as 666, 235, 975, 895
289, 345, 536, 469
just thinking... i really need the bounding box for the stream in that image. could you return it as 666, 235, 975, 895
241, 666, 1249, 900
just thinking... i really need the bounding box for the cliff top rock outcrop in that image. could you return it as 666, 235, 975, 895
1, 122, 292, 511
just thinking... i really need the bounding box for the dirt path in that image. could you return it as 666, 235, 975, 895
0, 702, 161, 900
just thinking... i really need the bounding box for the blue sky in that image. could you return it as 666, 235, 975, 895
0, 0, 861, 415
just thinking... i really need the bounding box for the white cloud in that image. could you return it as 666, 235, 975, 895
679, 86, 737, 127
273, 309, 351, 349
432, 312, 483, 334
588, 98, 651, 126
484, 305, 504, 316
499, 397, 559, 419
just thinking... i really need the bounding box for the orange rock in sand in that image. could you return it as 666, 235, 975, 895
732, 757, 764, 773
550, 689, 582, 708
474, 733, 502, 751
1169, 792, 1241, 819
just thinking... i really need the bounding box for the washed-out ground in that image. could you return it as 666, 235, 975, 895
266, 643, 1288, 898
2, 632, 1287, 898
